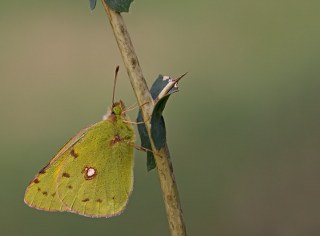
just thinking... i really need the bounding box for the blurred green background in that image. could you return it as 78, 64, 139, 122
1, 0, 320, 235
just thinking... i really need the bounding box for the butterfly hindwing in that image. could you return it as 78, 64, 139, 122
57, 118, 134, 217
24, 101, 134, 218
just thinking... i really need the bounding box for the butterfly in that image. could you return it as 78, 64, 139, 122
24, 66, 135, 218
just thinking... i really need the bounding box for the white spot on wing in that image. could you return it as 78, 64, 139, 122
163, 75, 170, 81
87, 168, 95, 177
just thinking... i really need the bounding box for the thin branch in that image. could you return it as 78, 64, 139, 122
101, 1, 187, 236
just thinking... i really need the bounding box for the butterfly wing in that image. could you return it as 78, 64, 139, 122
24, 127, 90, 212
57, 119, 134, 218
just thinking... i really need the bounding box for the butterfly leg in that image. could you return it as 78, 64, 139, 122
128, 142, 153, 153
122, 101, 149, 114
123, 114, 151, 125
123, 120, 146, 125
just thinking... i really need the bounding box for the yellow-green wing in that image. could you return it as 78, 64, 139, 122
24, 127, 90, 212
57, 118, 134, 218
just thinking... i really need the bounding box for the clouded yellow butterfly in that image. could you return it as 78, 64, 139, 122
24, 66, 135, 218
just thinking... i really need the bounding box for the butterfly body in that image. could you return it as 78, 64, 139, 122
24, 101, 134, 218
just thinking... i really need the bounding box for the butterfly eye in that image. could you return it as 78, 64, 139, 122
112, 106, 122, 115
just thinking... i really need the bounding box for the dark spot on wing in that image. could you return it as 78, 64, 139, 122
51, 192, 56, 197
96, 199, 103, 203
82, 198, 90, 202
112, 196, 115, 200
70, 149, 79, 158
33, 178, 40, 184
42, 191, 48, 196
67, 185, 73, 189
110, 134, 121, 145
62, 172, 70, 178
37, 187, 41, 192
38, 163, 49, 174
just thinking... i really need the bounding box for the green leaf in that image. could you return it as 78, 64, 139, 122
104, 0, 134, 12
89, 0, 97, 10
151, 96, 169, 150
137, 74, 182, 171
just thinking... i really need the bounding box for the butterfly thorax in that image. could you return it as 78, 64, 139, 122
104, 100, 134, 145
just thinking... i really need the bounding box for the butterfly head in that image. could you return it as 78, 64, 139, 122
112, 100, 125, 116
103, 100, 127, 121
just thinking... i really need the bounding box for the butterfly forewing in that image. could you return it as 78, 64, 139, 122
57, 118, 134, 217
24, 127, 90, 212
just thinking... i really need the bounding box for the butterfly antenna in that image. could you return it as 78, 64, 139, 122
112, 65, 120, 106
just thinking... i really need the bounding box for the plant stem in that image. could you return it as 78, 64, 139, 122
101, 2, 187, 235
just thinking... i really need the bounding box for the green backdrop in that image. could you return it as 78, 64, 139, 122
1, 1, 320, 235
